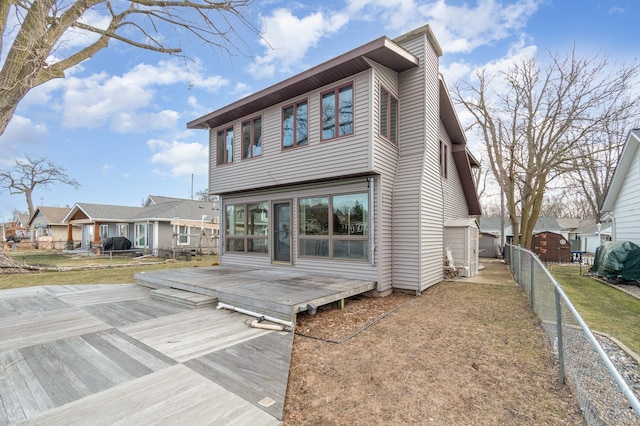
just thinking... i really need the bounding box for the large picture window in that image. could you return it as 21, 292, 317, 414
380, 86, 398, 144
242, 117, 262, 159
321, 83, 353, 140
298, 193, 368, 260
282, 100, 308, 149
216, 127, 234, 165
225, 202, 268, 253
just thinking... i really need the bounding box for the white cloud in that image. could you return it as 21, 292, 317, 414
0, 116, 48, 159
249, 8, 350, 78
147, 139, 208, 177
58, 60, 228, 132
414, 0, 540, 54
608, 7, 624, 15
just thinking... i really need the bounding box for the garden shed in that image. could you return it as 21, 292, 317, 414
444, 219, 479, 277
479, 232, 501, 258
532, 231, 571, 262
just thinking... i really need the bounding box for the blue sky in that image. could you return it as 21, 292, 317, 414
0, 0, 637, 221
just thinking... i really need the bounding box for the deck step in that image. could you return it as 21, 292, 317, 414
150, 288, 216, 309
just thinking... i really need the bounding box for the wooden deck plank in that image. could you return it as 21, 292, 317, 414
19, 344, 91, 407
185, 331, 293, 420
82, 298, 187, 327
0, 308, 112, 352
0, 350, 26, 424
18, 365, 280, 426
99, 329, 177, 370
119, 309, 270, 362
79, 332, 158, 379
0, 349, 55, 417
48, 284, 150, 306
0, 294, 70, 319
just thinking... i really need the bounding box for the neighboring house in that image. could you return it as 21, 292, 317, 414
573, 219, 611, 254
11, 212, 30, 240
63, 196, 220, 255
601, 129, 640, 245
187, 25, 481, 295
27, 206, 81, 249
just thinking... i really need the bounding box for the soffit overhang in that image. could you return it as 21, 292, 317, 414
187, 37, 419, 130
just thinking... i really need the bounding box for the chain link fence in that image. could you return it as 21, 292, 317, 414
505, 244, 640, 425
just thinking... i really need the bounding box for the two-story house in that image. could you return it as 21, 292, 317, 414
188, 25, 481, 295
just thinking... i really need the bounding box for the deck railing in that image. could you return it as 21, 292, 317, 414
505, 244, 640, 425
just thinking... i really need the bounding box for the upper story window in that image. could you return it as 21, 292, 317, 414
216, 127, 234, 165
282, 100, 308, 149
321, 83, 353, 140
242, 117, 262, 159
439, 140, 448, 179
380, 86, 398, 145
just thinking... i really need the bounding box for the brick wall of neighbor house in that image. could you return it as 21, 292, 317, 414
391, 29, 443, 292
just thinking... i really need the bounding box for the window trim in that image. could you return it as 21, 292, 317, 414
281, 98, 309, 150
99, 224, 109, 240
134, 223, 147, 248
320, 82, 354, 142
177, 225, 190, 245
298, 192, 369, 261
241, 116, 262, 160
225, 202, 269, 254
216, 126, 234, 165
379, 85, 398, 145
440, 140, 448, 179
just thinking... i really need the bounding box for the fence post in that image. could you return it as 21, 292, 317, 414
517, 245, 522, 285
554, 287, 566, 385
530, 254, 535, 310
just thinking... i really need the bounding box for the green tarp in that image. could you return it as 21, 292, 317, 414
592, 241, 640, 282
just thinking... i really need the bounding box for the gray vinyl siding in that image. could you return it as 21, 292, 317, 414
220, 179, 379, 284
391, 32, 443, 292
209, 72, 373, 195
612, 150, 640, 245
440, 122, 470, 219
369, 63, 401, 292
419, 35, 444, 291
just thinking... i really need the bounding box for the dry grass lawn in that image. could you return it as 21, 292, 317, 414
284, 261, 584, 425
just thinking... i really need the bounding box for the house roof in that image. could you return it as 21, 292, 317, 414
133, 199, 218, 222
27, 206, 71, 227
187, 35, 421, 130
63, 198, 219, 224
145, 195, 186, 206
64, 203, 145, 223
602, 129, 640, 212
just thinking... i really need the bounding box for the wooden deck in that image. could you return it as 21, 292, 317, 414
135, 266, 377, 322
0, 284, 290, 425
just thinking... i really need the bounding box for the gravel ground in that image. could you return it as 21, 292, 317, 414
544, 281, 640, 425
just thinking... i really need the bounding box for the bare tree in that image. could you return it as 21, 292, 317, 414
454, 49, 639, 248
0, 0, 256, 136
565, 119, 631, 222
0, 154, 80, 216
